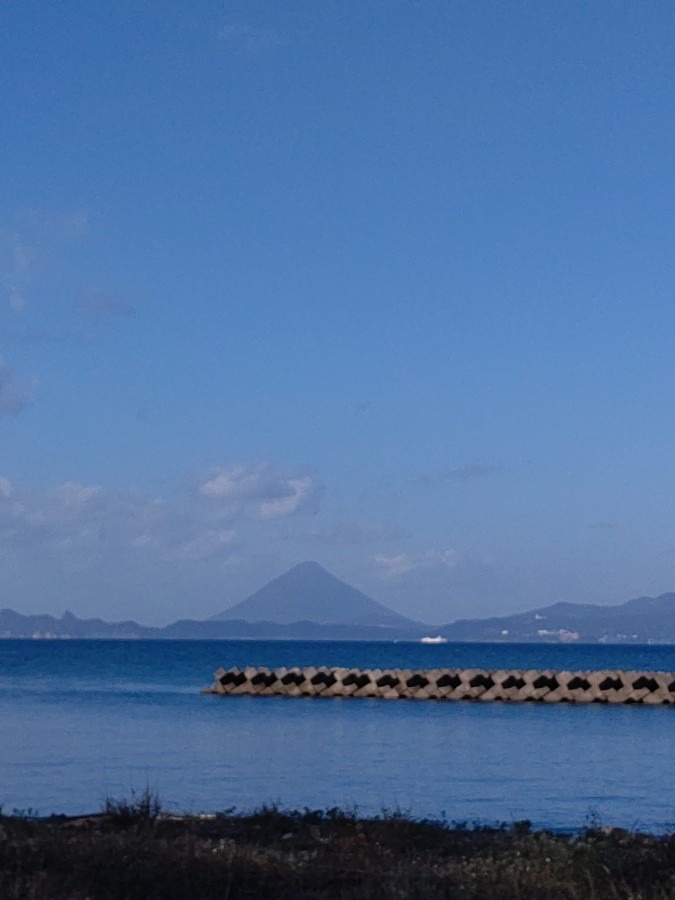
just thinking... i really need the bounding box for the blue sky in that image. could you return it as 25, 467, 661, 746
2, 1, 675, 625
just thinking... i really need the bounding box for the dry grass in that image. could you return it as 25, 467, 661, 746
0, 800, 674, 898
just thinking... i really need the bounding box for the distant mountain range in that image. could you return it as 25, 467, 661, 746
2, 562, 675, 643
0, 563, 423, 641
437, 593, 675, 644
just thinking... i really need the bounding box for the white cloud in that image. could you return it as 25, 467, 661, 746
0, 477, 12, 498
201, 465, 270, 500
200, 463, 320, 519
259, 476, 314, 519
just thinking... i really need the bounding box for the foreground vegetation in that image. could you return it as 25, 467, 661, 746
1, 794, 675, 899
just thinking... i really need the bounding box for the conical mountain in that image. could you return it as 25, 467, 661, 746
212, 561, 421, 627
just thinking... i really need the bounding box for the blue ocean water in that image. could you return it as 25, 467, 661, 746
1, 639, 674, 831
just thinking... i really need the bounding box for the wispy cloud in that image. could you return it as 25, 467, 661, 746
172, 529, 236, 561
54, 481, 103, 507
0, 460, 321, 571
0, 359, 33, 416
445, 463, 499, 481
76, 288, 136, 323
218, 23, 284, 53
412, 463, 500, 486
0, 209, 87, 312
4, 326, 95, 347
0, 479, 230, 565
373, 549, 458, 579
0, 233, 35, 312
22, 209, 88, 239
0, 210, 131, 332
309, 522, 410, 545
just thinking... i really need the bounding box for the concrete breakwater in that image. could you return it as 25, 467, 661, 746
206, 665, 675, 705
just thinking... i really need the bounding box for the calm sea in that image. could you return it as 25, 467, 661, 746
2, 639, 674, 831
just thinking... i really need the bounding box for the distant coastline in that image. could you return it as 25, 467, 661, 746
4, 563, 675, 644
2, 618, 675, 645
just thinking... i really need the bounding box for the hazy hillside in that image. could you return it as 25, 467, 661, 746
439, 593, 675, 643
0, 609, 152, 639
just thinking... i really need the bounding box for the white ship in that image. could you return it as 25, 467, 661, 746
420, 635, 448, 644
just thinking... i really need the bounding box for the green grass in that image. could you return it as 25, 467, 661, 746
1, 799, 674, 898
